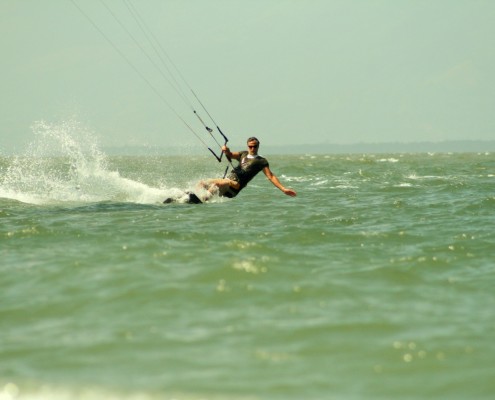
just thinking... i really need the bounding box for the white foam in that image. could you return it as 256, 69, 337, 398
0, 120, 171, 205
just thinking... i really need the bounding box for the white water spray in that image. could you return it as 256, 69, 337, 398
0, 120, 170, 205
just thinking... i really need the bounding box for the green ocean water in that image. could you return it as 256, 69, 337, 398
1, 127, 495, 399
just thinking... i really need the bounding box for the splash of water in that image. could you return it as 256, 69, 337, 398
0, 120, 168, 205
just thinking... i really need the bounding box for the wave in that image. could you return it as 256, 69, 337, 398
0, 381, 253, 400
0, 120, 173, 205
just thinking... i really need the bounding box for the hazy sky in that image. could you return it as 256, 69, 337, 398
1, 0, 494, 152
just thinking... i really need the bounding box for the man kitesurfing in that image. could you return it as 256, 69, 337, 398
198, 136, 297, 201
72, 1, 296, 205
164, 136, 297, 204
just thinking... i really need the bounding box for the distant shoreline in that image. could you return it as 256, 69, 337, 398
102, 140, 495, 156
266, 140, 495, 155
3, 140, 494, 157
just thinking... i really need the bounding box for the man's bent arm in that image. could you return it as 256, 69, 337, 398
222, 146, 241, 160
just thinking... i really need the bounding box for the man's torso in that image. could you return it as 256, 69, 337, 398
228, 151, 269, 188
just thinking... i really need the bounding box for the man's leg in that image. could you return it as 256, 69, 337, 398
197, 178, 233, 200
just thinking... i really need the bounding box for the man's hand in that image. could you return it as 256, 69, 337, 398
283, 188, 297, 197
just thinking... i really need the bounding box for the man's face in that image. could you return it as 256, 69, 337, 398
247, 140, 259, 155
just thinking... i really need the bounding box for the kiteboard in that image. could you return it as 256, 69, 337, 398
163, 192, 203, 204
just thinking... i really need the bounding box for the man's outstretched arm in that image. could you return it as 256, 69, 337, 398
263, 167, 297, 197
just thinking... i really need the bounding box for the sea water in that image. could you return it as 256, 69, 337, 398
1, 122, 494, 399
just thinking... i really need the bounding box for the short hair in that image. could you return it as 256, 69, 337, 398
247, 137, 260, 145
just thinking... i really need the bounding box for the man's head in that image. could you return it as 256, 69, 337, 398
247, 137, 259, 155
